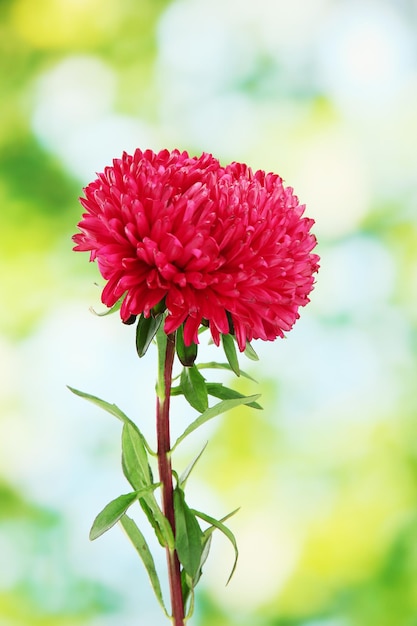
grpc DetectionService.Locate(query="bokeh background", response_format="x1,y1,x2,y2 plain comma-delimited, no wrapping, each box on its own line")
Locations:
1,0,417,624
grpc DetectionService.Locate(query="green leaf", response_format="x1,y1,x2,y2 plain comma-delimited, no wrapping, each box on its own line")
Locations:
192,508,239,584
69,386,155,454
195,533,212,584
176,324,198,367
138,498,165,547
173,394,261,449
139,495,175,550
120,423,174,548
68,387,157,460
174,487,204,579
221,334,240,376
181,532,212,615
120,514,169,616
180,365,208,413
68,386,132,424
136,313,163,357
181,570,195,619
122,422,153,489
196,362,258,383
244,341,259,361
90,490,142,540
179,442,208,488
206,383,262,410
89,296,124,317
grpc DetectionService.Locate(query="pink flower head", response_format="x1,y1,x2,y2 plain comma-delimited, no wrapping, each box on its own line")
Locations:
73,149,319,351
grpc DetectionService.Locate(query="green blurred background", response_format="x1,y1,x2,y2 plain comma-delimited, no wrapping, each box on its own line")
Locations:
1,0,417,624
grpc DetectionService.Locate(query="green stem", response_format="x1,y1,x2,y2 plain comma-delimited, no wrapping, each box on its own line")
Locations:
156,330,185,625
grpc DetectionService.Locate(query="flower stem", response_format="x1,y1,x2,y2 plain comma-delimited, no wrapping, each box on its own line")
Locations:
156,330,185,625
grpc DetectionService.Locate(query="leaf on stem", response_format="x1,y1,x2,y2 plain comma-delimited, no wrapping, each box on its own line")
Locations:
180,365,208,413
136,313,163,357
221,334,240,376
137,498,164,548
67,387,154,455
196,362,258,383
178,442,208,488
140,497,175,550
206,383,262,410
122,422,153,489
173,486,204,580
181,570,195,620
68,386,131,423
120,422,175,549
192,508,239,584
173,394,261,449
90,489,148,540
120,514,169,616
181,533,212,616
194,533,212,586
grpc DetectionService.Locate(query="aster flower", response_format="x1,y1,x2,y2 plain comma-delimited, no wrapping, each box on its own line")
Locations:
71,148,320,626
73,148,319,351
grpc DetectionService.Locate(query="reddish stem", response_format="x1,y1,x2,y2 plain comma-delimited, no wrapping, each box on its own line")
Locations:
156,333,185,625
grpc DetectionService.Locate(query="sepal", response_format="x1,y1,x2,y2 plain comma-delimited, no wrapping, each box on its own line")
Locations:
244,341,259,361
176,324,198,366
136,312,163,357
89,296,124,317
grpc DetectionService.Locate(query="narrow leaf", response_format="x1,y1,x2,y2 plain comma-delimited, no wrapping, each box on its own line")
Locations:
89,296,124,317
120,514,169,616
174,487,204,579
180,365,208,413
68,387,155,456
90,490,144,540
198,532,212,578
68,386,131,424
181,571,195,620
179,442,208,488
139,496,175,550
173,394,261,449
221,334,240,376
136,313,162,357
192,508,239,584
181,531,212,618
192,532,213,588
176,324,198,367
122,422,153,489
197,362,258,383
138,498,164,547
206,383,262,410
244,341,259,361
